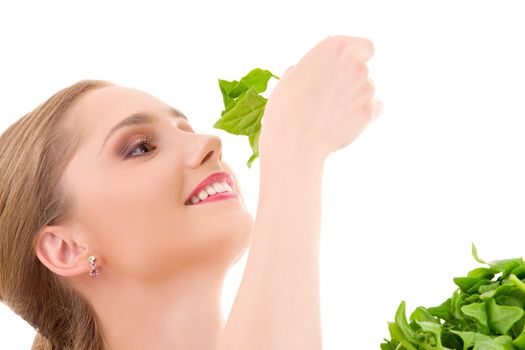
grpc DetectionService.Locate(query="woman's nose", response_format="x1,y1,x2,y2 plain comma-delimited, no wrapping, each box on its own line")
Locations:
185,134,223,168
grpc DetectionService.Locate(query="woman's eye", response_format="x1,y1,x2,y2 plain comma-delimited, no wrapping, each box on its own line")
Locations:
125,136,155,158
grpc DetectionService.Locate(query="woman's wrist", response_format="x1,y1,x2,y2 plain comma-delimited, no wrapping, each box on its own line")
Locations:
259,140,326,175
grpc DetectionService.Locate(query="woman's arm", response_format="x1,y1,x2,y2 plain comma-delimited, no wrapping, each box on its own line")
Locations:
216,149,325,350
216,35,379,350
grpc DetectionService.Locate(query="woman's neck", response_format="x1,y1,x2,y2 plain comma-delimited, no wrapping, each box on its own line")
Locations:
81,263,228,350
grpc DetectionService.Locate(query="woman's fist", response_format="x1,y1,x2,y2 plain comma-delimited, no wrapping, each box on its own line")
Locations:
258,35,383,162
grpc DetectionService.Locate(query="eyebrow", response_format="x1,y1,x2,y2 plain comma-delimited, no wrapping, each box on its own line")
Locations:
99,107,188,155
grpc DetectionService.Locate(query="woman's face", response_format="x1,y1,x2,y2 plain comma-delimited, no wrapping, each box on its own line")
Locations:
61,85,254,282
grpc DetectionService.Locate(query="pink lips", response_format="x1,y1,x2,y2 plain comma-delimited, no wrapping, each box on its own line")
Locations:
185,171,235,205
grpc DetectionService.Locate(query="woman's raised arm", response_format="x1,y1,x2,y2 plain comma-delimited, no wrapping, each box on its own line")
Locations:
216,35,382,350
217,150,326,350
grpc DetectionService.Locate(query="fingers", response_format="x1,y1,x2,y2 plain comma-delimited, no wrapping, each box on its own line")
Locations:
352,38,374,62
371,100,384,121
364,77,382,121
327,35,375,62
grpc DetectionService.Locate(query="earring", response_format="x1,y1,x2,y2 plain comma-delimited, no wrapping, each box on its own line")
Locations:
88,255,99,278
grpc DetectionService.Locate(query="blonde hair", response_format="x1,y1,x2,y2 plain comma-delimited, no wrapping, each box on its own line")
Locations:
0,80,114,349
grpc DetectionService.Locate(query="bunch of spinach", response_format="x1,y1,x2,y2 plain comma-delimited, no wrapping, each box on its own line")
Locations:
213,68,279,168
381,244,525,350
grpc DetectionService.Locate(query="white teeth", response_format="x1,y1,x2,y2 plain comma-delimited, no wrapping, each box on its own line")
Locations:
187,181,234,205
212,182,226,193
222,182,233,192
205,185,217,196
197,190,209,200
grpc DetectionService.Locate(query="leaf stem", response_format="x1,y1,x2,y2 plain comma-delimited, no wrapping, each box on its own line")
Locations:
509,274,525,295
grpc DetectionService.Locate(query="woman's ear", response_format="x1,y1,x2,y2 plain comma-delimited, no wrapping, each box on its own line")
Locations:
34,225,90,277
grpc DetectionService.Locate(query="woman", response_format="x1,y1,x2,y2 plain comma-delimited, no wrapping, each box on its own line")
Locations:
0,35,382,349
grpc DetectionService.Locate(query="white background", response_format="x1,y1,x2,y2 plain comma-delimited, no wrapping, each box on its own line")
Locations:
1,0,524,349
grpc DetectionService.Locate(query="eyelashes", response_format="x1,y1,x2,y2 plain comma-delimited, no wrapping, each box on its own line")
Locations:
124,135,155,158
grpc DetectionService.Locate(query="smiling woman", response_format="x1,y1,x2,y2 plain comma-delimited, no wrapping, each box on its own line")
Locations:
0,79,254,349
0,35,380,350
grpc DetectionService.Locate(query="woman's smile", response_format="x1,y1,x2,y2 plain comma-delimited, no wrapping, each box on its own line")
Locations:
188,191,239,206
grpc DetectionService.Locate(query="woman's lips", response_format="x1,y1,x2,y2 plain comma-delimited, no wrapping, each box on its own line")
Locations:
185,171,235,204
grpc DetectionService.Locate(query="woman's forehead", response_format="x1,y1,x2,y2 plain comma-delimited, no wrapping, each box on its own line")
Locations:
73,86,163,124
70,85,172,141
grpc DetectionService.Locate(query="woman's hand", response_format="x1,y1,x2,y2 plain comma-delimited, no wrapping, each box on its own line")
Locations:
258,35,383,163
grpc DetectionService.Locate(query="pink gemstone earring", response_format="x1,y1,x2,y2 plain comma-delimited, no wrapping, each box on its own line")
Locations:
88,255,99,278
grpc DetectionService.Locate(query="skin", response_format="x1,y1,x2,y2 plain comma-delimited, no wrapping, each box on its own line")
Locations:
34,85,254,350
